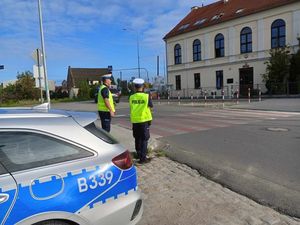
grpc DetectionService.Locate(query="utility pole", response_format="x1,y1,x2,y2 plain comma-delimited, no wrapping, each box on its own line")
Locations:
157,55,159,76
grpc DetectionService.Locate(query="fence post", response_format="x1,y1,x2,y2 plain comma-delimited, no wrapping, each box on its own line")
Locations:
248,88,251,103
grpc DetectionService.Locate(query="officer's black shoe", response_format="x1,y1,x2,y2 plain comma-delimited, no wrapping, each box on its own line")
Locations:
139,158,152,164
132,152,140,159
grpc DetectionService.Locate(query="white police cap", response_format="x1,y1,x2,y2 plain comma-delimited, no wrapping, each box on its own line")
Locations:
102,74,112,80
133,78,145,86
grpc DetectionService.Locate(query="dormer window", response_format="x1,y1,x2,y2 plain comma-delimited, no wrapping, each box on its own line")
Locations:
236,8,245,14
178,24,190,31
211,13,224,21
194,18,207,26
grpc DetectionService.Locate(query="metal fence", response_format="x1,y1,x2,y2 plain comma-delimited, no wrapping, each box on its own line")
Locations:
155,82,300,100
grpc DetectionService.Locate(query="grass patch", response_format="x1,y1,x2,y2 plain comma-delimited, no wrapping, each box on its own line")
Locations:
0,100,40,107
0,98,93,107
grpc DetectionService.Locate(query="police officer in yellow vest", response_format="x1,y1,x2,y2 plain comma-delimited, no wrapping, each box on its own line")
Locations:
129,78,153,164
98,74,115,133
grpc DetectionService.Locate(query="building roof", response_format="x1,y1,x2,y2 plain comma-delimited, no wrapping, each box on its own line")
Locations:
164,0,298,40
67,67,111,88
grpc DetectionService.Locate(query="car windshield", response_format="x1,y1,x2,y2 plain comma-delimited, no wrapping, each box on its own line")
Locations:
84,122,118,144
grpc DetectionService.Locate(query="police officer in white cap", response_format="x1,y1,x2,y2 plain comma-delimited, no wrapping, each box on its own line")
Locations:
129,78,153,163
97,74,115,132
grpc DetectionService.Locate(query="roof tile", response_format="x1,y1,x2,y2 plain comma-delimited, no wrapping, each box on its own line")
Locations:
164,0,299,40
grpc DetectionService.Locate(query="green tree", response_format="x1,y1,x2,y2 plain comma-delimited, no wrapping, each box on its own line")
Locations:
290,42,300,94
2,83,17,102
263,47,290,94
16,71,39,99
77,80,90,99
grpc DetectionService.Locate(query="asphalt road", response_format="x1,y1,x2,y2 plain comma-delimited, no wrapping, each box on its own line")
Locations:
156,101,300,218
53,98,300,218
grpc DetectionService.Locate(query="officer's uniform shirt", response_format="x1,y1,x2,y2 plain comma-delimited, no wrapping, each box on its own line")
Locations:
101,85,109,100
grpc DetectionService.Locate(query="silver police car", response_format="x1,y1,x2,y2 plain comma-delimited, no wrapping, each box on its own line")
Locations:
0,104,143,225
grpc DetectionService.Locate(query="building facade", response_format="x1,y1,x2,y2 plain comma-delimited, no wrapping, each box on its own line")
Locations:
67,66,112,97
164,0,300,97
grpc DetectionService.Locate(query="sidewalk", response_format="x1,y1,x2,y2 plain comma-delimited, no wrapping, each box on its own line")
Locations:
111,124,300,225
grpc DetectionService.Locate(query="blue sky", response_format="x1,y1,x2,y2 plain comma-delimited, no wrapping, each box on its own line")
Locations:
0,0,216,84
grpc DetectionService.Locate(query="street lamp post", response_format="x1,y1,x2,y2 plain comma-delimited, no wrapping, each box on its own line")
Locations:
123,29,141,78
37,0,50,107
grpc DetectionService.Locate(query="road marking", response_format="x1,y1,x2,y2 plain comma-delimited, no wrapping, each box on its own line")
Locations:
114,114,127,118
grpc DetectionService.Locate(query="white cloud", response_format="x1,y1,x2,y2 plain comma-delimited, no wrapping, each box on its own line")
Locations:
0,0,218,80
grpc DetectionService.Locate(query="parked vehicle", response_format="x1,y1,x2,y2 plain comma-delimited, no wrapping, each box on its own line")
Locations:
110,88,121,103
95,86,121,104
0,103,143,225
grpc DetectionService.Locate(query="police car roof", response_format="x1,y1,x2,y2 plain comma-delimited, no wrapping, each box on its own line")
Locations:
0,104,97,127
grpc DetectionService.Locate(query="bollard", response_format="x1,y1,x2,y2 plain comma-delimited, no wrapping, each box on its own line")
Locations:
204,90,207,105
236,89,239,104
248,88,251,103
178,92,180,105
221,89,225,103
259,88,262,102
157,92,161,104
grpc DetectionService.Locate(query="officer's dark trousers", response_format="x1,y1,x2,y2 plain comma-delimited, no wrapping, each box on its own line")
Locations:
132,122,150,162
98,111,111,133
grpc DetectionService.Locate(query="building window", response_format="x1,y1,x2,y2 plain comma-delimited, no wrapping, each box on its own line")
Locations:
227,78,234,84
215,34,225,58
271,19,286,49
174,44,182,64
240,27,252,53
194,73,201,89
216,71,223,90
175,75,181,90
193,39,201,61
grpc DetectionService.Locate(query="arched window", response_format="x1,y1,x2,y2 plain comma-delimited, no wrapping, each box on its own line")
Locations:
271,19,286,48
193,39,201,61
215,34,224,58
174,44,182,64
240,27,252,54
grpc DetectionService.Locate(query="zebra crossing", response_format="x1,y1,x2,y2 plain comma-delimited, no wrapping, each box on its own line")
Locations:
112,109,300,138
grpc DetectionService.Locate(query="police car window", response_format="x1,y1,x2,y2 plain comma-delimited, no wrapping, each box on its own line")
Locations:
0,163,7,175
84,122,118,144
0,132,93,172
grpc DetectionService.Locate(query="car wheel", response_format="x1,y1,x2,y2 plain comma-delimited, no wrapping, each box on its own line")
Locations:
35,220,72,225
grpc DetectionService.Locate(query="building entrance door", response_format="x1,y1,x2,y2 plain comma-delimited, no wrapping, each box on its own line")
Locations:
239,67,253,96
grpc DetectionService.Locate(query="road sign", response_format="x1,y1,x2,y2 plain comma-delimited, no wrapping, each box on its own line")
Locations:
0,65,4,70
31,49,42,66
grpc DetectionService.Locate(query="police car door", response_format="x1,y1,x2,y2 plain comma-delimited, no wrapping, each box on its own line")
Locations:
0,162,17,225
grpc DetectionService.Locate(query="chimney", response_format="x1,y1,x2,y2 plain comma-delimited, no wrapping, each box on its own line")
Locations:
191,6,199,11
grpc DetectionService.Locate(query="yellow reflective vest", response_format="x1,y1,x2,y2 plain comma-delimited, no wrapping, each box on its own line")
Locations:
129,92,152,123
97,85,115,112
